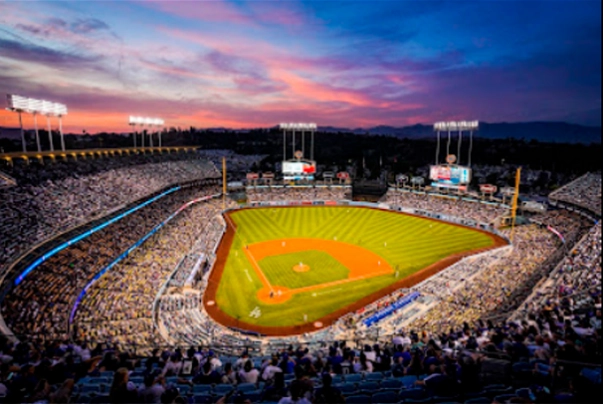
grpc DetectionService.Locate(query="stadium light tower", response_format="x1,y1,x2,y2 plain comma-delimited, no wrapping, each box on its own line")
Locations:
433,120,479,165
129,116,164,147
6,94,67,152
279,122,317,161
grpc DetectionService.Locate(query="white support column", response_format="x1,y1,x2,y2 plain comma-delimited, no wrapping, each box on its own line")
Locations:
46,115,54,152
59,116,65,151
34,113,41,152
18,111,26,152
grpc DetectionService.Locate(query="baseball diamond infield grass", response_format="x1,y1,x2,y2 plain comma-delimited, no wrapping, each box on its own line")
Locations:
208,206,501,330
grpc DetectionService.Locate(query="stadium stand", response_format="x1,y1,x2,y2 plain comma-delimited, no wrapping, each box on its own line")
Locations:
549,172,602,216
0,153,219,271
246,185,348,202
381,189,508,225
0,170,600,403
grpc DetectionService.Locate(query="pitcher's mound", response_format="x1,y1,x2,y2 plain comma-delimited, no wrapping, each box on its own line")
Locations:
293,263,310,272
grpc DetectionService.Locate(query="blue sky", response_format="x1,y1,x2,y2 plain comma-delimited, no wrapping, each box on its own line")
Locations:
0,0,600,132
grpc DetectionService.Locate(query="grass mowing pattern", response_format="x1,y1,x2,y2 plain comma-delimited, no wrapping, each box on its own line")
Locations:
259,250,350,289
215,206,495,327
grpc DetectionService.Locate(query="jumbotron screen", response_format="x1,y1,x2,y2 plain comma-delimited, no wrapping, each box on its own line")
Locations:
282,160,316,180
429,165,472,186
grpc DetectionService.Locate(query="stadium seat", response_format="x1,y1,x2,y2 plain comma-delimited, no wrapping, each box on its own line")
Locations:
399,375,418,389
365,372,384,381
346,394,372,404
85,377,108,384
486,388,514,400
345,374,363,383
399,388,426,400
79,384,101,394
90,395,110,404
237,382,257,392
358,381,380,393
214,384,234,395
515,388,532,400
243,392,262,402
192,394,213,404
192,385,212,394
464,398,491,404
372,391,399,403
130,376,144,384
380,378,402,389
493,394,517,403
339,382,359,395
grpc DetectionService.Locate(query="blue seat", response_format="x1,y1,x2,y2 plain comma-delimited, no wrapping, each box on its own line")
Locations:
86,377,108,384
464,398,490,404
100,371,114,379
192,395,213,404
345,374,363,383
237,382,257,392
381,379,402,389
79,384,101,394
399,388,425,400
177,385,191,395
90,395,110,404
192,385,212,394
346,394,372,404
515,388,532,400
166,376,178,384
493,394,516,403
214,384,234,395
358,381,380,393
372,391,399,403
399,375,418,389
339,383,358,395
365,372,384,381
487,387,514,400
129,376,144,384
243,392,262,402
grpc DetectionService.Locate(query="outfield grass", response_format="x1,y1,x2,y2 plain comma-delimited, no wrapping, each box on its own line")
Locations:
215,206,495,327
259,250,349,289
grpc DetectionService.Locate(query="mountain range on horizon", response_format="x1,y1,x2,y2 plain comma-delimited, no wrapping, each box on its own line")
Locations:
0,121,601,144
315,121,601,144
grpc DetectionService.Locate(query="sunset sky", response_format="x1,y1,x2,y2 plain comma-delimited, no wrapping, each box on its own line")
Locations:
0,0,600,133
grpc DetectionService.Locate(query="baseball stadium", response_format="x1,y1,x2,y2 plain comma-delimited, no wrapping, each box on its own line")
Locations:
0,120,601,403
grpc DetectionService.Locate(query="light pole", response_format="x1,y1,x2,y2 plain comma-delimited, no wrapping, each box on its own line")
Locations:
6,94,67,153
33,112,41,152
46,114,54,152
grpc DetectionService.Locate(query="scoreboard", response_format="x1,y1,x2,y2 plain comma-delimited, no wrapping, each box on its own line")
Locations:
282,160,316,181
429,165,472,190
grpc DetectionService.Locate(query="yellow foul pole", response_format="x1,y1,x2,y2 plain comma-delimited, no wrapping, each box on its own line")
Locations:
222,157,226,210
510,167,521,242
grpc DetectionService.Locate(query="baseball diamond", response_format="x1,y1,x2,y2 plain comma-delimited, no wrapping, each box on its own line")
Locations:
204,206,507,335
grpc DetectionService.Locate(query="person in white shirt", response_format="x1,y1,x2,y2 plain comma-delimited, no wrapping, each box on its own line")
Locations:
161,354,182,377
262,359,283,381
238,360,260,384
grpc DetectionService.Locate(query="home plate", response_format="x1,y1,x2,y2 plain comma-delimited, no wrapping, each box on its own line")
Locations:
207,300,215,306
314,321,323,328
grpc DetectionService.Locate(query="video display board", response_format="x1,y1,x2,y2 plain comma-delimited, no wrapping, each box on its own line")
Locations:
429,165,472,185
282,160,316,180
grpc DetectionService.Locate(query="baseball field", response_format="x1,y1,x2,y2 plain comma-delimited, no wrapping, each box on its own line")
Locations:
204,206,505,335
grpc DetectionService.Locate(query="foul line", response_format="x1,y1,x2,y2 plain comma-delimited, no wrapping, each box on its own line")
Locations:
243,247,274,291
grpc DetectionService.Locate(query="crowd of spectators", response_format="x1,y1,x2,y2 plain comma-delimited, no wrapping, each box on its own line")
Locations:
0,153,219,270
549,172,602,216
1,186,220,342
515,222,601,321
404,225,558,335
382,190,508,225
197,149,267,180
247,186,348,203
73,199,235,348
